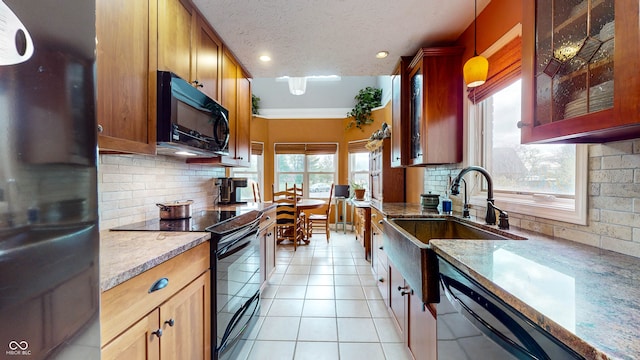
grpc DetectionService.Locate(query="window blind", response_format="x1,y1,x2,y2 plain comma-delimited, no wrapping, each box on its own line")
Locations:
347,139,369,153
468,36,522,104
274,143,337,155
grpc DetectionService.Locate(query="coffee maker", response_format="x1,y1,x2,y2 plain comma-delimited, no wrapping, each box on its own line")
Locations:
217,177,248,204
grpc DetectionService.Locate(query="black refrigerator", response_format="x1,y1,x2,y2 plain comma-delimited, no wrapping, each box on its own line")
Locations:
0,1,100,359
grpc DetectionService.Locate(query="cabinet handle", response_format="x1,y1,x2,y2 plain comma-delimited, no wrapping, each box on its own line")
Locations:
378,277,384,283
165,319,175,327
395,157,400,160
516,121,530,128
379,245,383,250
401,289,413,296
148,277,169,293
266,216,271,220
97,124,103,133
397,285,408,291
192,80,204,88
152,329,163,338
378,220,383,225
267,232,272,236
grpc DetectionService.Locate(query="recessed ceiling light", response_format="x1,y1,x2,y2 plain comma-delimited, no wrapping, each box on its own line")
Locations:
376,51,389,59
259,55,271,62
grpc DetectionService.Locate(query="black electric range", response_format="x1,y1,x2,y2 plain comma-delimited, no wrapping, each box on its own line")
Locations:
110,210,238,232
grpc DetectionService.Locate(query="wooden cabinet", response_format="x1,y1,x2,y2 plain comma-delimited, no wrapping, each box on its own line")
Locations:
96,0,157,155
353,205,371,261
406,47,464,165
194,17,222,101
522,0,640,143
388,258,437,360
101,243,211,360
369,138,405,204
218,50,251,167
158,0,195,83
259,207,277,285
371,208,389,305
390,57,411,168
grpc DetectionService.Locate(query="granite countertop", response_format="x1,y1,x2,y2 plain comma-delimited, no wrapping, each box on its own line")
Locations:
101,202,276,292
100,230,210,292
375,202,640,360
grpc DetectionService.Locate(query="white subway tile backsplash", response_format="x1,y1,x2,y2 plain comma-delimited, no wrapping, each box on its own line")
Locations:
98,154,224,230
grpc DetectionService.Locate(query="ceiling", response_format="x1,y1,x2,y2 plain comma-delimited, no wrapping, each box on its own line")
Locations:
192,0,489,78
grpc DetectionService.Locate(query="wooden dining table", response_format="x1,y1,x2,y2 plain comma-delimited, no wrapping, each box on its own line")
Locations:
296,199,326,242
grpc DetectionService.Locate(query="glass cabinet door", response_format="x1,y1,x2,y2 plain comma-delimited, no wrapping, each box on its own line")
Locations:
534,0,614,126
409,68,423,163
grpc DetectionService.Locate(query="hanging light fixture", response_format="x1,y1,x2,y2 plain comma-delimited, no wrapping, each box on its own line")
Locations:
288,77,307,95
463,0,488,88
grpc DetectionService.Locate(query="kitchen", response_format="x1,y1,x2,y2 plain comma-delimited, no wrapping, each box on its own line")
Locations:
1,0,639,359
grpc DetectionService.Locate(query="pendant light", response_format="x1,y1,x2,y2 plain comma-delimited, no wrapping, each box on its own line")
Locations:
463,0,488,87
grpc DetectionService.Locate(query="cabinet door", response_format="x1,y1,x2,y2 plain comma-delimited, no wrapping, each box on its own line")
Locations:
195,17,221,101
408,64,424,165
235,73,252,167
96,0,157,155
389,262,406,337
102,309,160,360
221,50,239,164
391,57,410,168
158,0,194,82
408,295,437,360
522,0,640,143
160,271,211,360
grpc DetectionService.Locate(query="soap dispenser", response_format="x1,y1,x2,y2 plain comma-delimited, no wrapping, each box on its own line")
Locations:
442,191,452,215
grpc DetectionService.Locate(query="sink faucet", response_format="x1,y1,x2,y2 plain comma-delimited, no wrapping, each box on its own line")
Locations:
450,166,496,225
460,178,470,218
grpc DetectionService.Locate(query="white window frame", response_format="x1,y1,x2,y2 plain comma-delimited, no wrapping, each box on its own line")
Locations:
273,143,338,199
348,151,370,189
466,84,588,225
463,27,587,225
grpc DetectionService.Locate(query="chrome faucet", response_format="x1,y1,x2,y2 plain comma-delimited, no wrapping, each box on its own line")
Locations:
450,166,496,225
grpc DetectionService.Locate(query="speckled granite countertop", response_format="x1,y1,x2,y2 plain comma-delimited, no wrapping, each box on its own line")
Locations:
375,202,640,360
101,202,276,292
100,230,210,292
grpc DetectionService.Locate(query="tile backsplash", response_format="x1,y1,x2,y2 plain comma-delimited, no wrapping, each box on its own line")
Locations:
97,154,225,230
423,139,640,258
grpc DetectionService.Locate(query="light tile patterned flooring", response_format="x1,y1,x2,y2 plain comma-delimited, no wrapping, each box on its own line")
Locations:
232,230,413,360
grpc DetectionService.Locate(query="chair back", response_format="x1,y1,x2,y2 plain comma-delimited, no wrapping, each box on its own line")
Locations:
273,186,298,225
286,182,304,199
252,182,262,202
326,183,334,216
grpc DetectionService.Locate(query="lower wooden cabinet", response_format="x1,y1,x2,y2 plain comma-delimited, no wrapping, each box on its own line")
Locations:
353,205,371,260
387,254,437,360
260,207,277,285
371,209,389,305
101,243,211,360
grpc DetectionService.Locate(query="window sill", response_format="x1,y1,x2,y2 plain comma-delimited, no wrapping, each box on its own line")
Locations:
468,192,587,225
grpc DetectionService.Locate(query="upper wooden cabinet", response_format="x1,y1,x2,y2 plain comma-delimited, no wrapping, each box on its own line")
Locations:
158,0,221,101
158,0,195,84
522,0,640,143
406,47,464,165
390,57,411,168
96,0,157,155
369,138,405,204
195,17,222,101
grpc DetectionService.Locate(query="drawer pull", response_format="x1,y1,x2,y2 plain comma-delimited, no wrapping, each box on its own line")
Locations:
379,246,383,250
378,277,384,283
148,277,169,293
152,329,163,338
165,318,175,327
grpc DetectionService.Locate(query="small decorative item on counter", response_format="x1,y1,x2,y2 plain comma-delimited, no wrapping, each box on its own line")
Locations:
420,192,440,210
442,192,452,215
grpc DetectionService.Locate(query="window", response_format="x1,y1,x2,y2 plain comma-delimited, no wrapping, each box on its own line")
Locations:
463,29,586,224
472,79,587,224
274,143,337,198
231,142,264,202
348,140,370,193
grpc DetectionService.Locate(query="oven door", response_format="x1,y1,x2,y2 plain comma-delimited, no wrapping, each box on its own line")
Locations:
213,218,261,359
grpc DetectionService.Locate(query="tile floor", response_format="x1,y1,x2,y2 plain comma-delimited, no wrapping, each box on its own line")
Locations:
232,230,413,360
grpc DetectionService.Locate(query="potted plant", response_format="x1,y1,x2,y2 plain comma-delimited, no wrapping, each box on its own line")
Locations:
252,94,260,115
350,181,366,200
346,86,382,129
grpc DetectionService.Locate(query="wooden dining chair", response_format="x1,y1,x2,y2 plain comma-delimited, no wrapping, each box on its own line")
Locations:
272,185,305,250
285,182,304,199
308,183,334,242
252,182,262,202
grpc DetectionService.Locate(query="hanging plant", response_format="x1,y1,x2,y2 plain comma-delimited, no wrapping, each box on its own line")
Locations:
346,86,382,130
252,94,261,115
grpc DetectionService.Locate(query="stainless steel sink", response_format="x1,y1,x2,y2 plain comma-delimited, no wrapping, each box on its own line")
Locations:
382,217,525,303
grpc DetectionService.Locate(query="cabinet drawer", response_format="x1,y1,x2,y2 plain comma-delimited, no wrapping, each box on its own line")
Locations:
259,207,277,233
101,242,210,345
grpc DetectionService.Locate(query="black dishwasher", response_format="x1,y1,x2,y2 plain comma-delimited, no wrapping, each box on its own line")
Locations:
436,256,584,360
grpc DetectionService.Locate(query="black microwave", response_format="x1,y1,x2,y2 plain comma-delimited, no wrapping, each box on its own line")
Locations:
156,71,230,157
